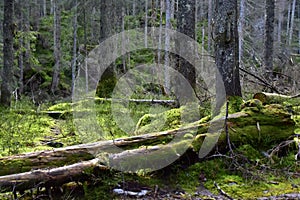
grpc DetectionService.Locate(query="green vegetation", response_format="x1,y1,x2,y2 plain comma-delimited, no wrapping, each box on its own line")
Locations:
1,97,299,199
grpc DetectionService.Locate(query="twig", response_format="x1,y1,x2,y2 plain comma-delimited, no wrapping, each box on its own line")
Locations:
291,94,300,98
267,140,295,159
214,181,234,200
239,67,280,93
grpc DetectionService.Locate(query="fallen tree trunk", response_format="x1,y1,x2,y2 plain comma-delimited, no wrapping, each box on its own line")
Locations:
0,125,201,176
253,92,300,104
0,104,295,175
0,104,295,193
0,158,108,193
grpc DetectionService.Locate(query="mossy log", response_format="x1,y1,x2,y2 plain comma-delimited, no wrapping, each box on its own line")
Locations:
0,104,295,193
0,129,184,176
46,98,177,119
0,158,108,193
253,92,300,104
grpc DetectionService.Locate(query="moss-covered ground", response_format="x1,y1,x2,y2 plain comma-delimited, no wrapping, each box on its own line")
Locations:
0,98,299,199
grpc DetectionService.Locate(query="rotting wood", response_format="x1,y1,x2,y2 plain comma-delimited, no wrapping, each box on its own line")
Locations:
0,104,295,177
0,104,296,193
253,92,300,104
0,158,108,193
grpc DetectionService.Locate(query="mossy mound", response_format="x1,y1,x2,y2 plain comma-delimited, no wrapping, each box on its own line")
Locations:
134,105,208,134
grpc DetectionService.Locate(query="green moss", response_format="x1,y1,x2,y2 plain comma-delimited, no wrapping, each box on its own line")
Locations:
135,105,206,134
48,102,72,111
241,99,263,110
236,144,263,162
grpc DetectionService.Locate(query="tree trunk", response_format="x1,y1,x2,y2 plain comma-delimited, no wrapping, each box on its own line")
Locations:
71,0,78,96
50,0,53,14
16,0,24,95
0,159,108,193
164,0,171,93
207,0,213,53
176,0,196,88
253,92,300,104
277,0,285,44
214,0,242,100
51,0,61,93
238,0,246,65
43,0,47,16
288,0,296,46
0,0,14,107
144,0,148,48
264,0,275,75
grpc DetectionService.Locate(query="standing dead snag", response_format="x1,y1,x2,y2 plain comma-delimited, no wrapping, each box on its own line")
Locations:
214,0,242,99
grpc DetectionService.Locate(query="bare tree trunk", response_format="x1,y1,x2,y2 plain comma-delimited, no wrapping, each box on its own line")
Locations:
121,6,126,72
71,0,78,97
132,1,136,16
214,0,242,99
286,2,291,44
90,7,96,43
264,0,275,75
171,0,175,18
0,0,14,107
145,0,148,48
176,0,196,88
238,0,246,65
164,0,171,93
207,0,213,53
51,0,61,93
288,0,296,46
50,0,53,14
43,0,46,16
157,0,163,65
277,0,285,44
39,0,46,16
298,2,300,54
24,0,30,80
16,0,24,95
83,5,89,93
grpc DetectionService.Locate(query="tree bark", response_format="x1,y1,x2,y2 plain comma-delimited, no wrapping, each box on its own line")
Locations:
51,0,61,93
1,0,14,107
0,158,108,193
144,0,148,48
288,0,296,46
207,0,213,53
71,0,78,97
214,0,242,102
176,0,196,88
238,0,246,65
253,92,300,104
16,0,24,95
264,0,275,74
164,0,171,93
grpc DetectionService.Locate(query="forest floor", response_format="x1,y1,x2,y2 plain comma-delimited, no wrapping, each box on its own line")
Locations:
0,98,299,199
